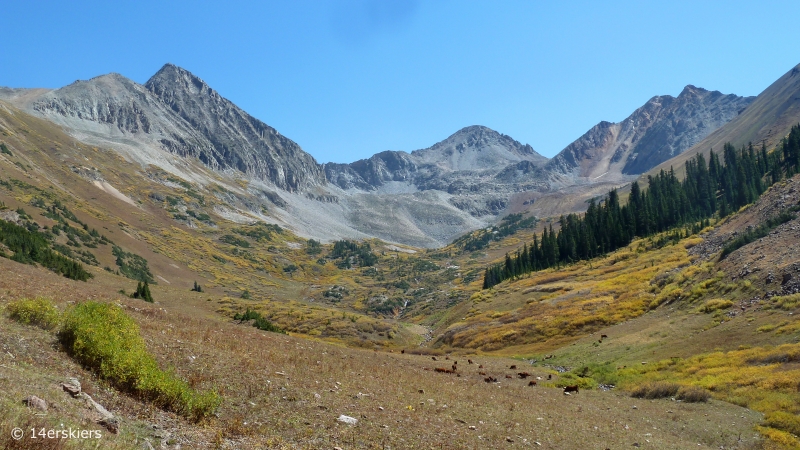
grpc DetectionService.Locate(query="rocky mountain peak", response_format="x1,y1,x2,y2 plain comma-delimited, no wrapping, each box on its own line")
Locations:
546,86,755,179
412,125,546,171
145,63,215,99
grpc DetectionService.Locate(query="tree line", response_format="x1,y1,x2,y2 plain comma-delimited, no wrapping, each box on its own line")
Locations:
484,128,800,289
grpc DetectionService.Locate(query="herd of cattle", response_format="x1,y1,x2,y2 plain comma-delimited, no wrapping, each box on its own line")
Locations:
414,353,579,394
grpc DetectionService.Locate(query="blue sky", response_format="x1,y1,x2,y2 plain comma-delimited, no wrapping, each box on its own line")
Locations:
2,1,799,164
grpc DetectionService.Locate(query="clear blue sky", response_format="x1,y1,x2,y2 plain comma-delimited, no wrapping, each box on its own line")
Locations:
2,0,799,164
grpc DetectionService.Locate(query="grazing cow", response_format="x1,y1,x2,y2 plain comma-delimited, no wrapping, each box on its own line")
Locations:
509,365,517,370
528,380,537,386
601,334,608,339
452,364,457,372
563,385,579,394
432,356,437,361
547,374,552,380
468,359,473,365
484,376,497,383
479,371,486,375
478,364,484,369
401,349,405,354
505,375,513,379
517,372,531,379
445,356,450,360
435,367,455,374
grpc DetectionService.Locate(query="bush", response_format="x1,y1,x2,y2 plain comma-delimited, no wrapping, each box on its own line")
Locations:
676,385,711,403
699,298,734,313
233,308,286,334
6,297,60,329
630,381,680,399
765,411,800,436
59,302,219,421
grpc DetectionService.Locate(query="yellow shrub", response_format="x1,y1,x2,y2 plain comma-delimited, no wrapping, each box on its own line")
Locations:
5,297,60,330
699,298,733,313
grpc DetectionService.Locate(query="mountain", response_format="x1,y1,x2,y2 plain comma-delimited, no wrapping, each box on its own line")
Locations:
0,64,325,192
646,62,800,178
546,85,754,180
324,125,548,192
0,64,759,248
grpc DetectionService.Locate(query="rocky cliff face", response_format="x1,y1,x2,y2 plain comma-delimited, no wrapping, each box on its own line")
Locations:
4,64,325,192
145,64,324,191
546,86,755,180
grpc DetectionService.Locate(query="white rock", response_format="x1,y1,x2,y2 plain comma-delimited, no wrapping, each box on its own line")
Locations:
337,415,358,426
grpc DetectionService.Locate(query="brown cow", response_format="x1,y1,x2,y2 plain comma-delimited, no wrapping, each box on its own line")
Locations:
435,367,455,374
432,356,437,361
478,364,484,369
547,374,552,380
563,385,579,394
528,380,537,386
509,365,517,370
468,359,474,365
601,334,608,339
505,375,513,379
479,371,486,375
452,364,457,372
401,349,405,354
484,376,497,383
517,372,531,379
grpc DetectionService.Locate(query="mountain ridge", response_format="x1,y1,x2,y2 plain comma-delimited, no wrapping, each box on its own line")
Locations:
545,84,755,180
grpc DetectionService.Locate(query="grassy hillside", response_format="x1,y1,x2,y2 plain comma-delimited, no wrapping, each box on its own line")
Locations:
3,96,800,447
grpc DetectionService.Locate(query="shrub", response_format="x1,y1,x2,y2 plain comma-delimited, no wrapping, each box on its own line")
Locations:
770,293,800,310
59,302,219,421
676,385,711,403
699,298,733,313
630,381,680,399
765,411,800,436
234,308,286,334
6,297,60,329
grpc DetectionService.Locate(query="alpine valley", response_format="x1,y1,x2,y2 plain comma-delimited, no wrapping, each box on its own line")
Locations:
2,62,800,449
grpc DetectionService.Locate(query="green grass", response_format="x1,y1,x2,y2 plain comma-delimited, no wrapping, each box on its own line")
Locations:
58,302,219,421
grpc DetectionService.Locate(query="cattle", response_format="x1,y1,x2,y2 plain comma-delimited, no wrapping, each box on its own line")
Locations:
432,356,437,361
401,349,405,354
445,356,450,360
547,374,552,380
484,376,497,383
528,380,537,386
509,365,517,370
517,372,531,379
479,371,486,375
435,367,455,374
452,364,457,372
468,359,473,365
505,375,513,379
478,364,484,369
563,385,579,394
600,334,608,339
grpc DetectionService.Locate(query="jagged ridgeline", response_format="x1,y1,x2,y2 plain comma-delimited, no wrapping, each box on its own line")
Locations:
484,127,800,289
